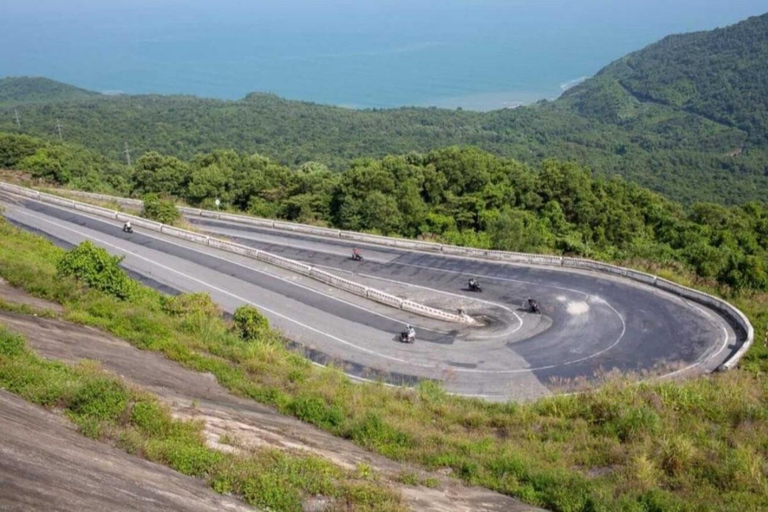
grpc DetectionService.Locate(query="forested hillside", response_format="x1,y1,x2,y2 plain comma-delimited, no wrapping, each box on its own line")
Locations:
575,12,768,144
1,13,767,205
0,76,97,106
3,132,767,292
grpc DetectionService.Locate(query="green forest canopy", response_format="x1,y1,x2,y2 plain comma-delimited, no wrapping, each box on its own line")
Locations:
1,13,768,205
3,132,767,293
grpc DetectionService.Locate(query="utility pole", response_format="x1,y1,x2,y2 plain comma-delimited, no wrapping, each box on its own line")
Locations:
123,141,132,167
14,109,21,129
55,118,63,141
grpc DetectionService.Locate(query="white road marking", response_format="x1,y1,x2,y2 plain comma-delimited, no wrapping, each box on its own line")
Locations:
6,202,735,384
192,211,739,381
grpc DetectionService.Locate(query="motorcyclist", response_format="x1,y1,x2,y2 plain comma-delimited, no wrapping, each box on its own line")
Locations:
468,278,478,290
402,324,416,342
352,247,362,260
123,221,132,233
527,298,540,313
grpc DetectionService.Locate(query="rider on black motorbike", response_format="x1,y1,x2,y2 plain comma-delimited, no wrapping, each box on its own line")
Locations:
352,247,363,261
122,221,133,233
468,278,481,291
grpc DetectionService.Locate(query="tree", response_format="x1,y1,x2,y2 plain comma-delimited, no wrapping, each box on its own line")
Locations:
488,208,552,253
132,151,189,196
141,193,181,225
186,163,232,206
18,149,69,183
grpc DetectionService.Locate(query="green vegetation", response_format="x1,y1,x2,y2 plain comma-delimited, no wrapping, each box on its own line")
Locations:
583,12,768,145
2,13,768,204
4,131,767,293
234,305,271,341
0,132,129,193
1,211,767,511
0,76,97,107
0,327,405,512
57,241,137,300
141,193,181,225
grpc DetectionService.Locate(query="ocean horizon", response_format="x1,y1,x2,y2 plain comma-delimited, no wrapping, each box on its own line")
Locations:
2,0,766,111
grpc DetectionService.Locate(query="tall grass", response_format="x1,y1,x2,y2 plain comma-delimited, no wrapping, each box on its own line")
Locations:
1,217,767,511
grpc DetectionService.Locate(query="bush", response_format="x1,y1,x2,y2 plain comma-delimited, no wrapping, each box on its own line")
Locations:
141,193,181,225
0,329,26,357
57,241,135,299
162,292,220,318
68,378,129,422
233,305,270,341
287,394,344,429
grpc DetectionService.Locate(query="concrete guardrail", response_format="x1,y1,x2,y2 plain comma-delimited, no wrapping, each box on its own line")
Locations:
1,182,466,324
14,185,754,367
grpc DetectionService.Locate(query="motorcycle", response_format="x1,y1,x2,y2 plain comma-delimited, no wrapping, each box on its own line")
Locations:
400,327,416,344
526,298,541,314
351,253,363,261
468,279,482,292
122,224,133,234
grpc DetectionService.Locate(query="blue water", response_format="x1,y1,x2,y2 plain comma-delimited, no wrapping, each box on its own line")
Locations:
1,0,766,110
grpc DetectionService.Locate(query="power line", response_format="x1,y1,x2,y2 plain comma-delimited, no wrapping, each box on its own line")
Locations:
55,118,63,141
123,141,132,167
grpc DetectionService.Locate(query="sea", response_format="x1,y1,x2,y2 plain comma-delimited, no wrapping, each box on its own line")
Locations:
1,0,765,110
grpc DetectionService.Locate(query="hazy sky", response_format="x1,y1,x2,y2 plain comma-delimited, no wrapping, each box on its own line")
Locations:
1,0,766,108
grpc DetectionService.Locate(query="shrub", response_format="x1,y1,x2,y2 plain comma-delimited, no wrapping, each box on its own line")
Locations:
141,193,181,225
57,241,135,299
68,378,129,422
0,329,26,357
233,305,270,341
287,394,344,429
162,292,220,318
349,412,414,455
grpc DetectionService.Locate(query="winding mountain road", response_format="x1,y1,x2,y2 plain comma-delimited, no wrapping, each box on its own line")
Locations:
0,194,741,400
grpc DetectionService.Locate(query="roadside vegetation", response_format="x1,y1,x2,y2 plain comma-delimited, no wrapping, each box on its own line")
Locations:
0,326,405,512
140,192,181,225
2,133,768,294
1,215,766,512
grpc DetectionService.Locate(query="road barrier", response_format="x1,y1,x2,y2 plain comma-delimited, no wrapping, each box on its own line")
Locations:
160,225,210,245
310,268,369,297
7,183,753,367
38,192,75,209
0,182,466,324
42,188,143,208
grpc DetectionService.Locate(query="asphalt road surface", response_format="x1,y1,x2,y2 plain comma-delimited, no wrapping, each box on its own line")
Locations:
0,195,742,400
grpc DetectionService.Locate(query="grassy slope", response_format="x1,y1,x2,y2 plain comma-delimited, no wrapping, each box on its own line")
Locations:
0,327,404,512
0,216,767,511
